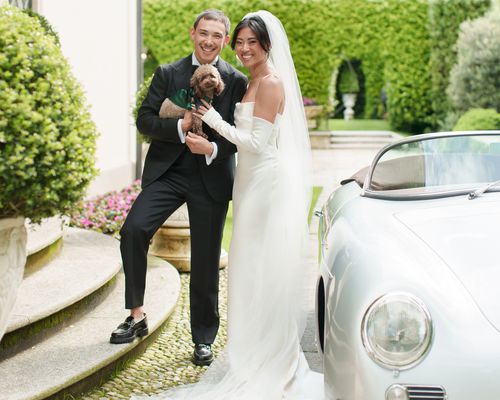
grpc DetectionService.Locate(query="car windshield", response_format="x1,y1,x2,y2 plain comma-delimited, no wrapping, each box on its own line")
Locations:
363,132,500,199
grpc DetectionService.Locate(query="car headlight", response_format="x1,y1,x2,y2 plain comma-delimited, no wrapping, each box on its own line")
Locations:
361,293,432,370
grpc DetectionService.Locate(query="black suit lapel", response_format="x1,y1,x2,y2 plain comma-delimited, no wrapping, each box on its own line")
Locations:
173,56,192,92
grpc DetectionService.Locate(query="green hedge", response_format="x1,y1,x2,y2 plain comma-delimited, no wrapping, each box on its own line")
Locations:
453,108,500,131
0,6,98,222
428,0,491,129
143,0,489,134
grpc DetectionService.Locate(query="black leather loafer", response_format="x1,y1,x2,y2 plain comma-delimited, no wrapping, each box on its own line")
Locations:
110,314,148,344
192,343,213,366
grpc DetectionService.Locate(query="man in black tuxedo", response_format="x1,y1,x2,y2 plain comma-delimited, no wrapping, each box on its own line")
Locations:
109,9,247,366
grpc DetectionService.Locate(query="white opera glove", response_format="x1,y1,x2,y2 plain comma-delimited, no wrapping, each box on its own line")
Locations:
201,107,274,153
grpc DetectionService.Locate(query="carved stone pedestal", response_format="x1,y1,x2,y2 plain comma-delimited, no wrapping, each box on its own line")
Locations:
150,204,228,272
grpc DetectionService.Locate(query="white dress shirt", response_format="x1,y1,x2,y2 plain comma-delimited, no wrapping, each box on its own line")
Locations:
177,54,219,165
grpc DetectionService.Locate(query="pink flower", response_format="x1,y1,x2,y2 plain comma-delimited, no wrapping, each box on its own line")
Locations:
80,218,91,226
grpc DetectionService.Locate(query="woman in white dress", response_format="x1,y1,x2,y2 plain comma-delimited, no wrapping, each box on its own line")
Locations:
138,10,322,400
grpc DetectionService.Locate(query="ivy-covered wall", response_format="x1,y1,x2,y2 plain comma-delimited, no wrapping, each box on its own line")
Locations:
143,0,490,134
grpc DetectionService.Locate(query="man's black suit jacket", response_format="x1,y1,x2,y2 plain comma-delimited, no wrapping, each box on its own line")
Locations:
136,55,247,202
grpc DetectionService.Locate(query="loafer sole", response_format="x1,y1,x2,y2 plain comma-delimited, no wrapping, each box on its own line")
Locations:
109,327,149,344
191,355,214,366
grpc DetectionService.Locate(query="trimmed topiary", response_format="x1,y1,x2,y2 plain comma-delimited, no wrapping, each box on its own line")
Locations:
447,10,500,114
0,5,98,223
22,8,61,47
453,108,500,131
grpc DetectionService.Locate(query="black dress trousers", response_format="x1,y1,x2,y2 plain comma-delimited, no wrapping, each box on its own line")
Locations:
120,149,228,344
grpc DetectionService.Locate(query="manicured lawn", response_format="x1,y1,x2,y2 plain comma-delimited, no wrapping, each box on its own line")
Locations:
317,118,392,131
222,186,323,251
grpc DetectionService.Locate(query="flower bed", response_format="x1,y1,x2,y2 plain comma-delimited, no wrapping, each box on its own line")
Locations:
69,181,141,237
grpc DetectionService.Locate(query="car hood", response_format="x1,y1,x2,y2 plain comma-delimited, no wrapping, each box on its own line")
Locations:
395,197,500,331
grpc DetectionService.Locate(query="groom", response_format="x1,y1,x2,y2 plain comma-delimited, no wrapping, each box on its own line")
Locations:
110,9,247,366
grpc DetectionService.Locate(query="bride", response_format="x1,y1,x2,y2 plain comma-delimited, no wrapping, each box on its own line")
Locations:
138,10,322,400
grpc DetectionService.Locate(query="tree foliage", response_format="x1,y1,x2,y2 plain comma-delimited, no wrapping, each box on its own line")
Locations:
447,10,500,114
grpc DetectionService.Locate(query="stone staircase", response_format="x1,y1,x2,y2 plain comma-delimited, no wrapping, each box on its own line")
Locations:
0,218,181,400
330,130,400,149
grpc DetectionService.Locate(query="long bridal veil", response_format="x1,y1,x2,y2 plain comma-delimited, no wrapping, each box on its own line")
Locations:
134,10,317,400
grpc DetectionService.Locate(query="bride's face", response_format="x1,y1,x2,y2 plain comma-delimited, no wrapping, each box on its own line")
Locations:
234,27,267,69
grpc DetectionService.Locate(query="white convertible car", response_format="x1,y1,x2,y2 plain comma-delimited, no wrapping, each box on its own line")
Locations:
315,131,500,400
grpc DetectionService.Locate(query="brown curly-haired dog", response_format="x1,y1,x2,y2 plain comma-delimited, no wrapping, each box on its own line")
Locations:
158,64,225,139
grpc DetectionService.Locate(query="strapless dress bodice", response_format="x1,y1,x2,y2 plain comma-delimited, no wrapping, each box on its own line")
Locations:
233,102,281,154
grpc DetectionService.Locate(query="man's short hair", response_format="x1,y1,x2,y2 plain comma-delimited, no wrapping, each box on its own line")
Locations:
194,9,230,35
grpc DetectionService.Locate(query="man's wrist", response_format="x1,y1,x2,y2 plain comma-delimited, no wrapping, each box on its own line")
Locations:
205,142,218,165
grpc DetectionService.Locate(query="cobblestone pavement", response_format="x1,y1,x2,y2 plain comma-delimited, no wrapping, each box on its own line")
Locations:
77,271,228,399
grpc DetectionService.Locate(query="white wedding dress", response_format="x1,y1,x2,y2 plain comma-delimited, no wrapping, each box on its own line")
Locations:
135,10,324,400
136,102,323,400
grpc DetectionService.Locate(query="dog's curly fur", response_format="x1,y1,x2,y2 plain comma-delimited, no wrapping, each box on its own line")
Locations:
158,64,225,139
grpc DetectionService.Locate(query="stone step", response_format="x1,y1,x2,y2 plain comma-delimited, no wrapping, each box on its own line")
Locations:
329,130,400,150
331,136,395,144
26,216,65,257
0,255,181,400
330,143,392,150
331,130,398,139
4,228,121,336
25,217,65,274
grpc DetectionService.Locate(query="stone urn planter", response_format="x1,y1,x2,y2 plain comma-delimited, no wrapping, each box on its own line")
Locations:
304,105,324,129
150,204,228,272
342,93,357,121
0,217,27,341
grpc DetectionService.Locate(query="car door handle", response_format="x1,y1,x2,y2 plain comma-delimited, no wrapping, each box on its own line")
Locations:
314,210,323,218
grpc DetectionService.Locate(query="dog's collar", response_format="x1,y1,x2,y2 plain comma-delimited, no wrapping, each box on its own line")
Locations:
169,88,213,110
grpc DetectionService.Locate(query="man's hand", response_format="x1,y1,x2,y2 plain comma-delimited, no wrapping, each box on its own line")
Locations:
181,109,193,133
186,132,214,156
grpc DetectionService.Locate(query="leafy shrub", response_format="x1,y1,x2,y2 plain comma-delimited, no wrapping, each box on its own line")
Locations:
22,8,61,47
69,181,141,237
338,64,359,94
0,6,98,222
447,10,500,114
133,73,154,143
428,0,491,128
453,108,500,131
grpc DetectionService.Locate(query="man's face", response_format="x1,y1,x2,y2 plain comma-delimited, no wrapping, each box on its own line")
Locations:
190,18,229,65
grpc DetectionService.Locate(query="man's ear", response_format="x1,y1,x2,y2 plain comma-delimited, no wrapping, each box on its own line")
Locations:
223,35,230,47
190,27,195,42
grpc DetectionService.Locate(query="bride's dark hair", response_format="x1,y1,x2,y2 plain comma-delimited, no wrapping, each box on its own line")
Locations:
230,15,271,52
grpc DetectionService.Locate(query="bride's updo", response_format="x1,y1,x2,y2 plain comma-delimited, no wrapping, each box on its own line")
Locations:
230,15,271,52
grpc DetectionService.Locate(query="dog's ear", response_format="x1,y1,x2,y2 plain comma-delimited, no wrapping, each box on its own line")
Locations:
215,76,225,96
190,72,202,99
189,73,198,89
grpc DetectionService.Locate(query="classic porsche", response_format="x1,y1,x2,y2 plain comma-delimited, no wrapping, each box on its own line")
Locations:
315,131,500,400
